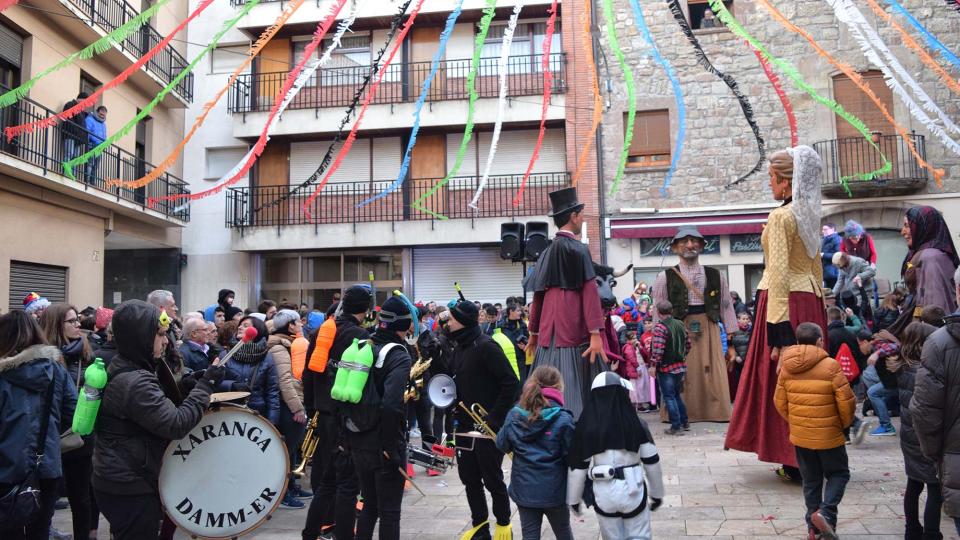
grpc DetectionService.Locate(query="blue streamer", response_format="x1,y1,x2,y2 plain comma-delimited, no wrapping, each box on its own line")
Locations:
885,0,960,70
627,0,686,194
357,0,464,207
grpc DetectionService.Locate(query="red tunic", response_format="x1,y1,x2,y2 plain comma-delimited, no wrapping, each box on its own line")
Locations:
528,276,604,347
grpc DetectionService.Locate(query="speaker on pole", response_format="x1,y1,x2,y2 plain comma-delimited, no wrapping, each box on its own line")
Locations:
500,222,525,261
524,221,549,261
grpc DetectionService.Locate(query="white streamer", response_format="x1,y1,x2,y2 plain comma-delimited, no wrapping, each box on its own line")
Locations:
827,0,960,156
468,2,525,209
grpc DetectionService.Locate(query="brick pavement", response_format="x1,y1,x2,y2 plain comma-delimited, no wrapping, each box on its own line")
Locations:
55,417,958,539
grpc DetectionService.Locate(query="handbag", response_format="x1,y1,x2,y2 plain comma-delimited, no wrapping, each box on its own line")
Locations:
835,342,861,383
0,378,55,526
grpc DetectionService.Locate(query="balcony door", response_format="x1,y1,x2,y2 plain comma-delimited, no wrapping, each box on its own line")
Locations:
0,21,22,158
833,71,897,180
254,141,289,225
410,27,444,102
410,133,446,218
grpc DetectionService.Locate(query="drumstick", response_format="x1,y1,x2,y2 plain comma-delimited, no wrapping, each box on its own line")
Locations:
385,452,426,497
215,326,258,367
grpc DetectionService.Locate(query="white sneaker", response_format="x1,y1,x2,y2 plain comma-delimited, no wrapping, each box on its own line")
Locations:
410,427,421,438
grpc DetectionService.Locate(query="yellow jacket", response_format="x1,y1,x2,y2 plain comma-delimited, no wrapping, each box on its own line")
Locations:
774,345,855,450
757,204,824,325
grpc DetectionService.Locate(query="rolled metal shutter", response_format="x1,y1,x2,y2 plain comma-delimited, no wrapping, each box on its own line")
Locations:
0,22,23,68
412,246,523,305
9,261,67,311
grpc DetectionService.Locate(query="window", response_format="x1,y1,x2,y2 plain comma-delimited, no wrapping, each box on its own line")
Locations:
211,44,250,74
205,147,247,181
626,110,671,168
688,0,732,30
0,21,23,87
80,72,101,99
480,21,561,73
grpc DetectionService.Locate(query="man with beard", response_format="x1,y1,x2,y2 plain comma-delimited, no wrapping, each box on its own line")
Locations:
651,226,739,423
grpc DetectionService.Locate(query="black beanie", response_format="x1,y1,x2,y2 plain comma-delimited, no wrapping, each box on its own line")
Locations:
450,300,479,327
379,296,412,333
342,285,372,314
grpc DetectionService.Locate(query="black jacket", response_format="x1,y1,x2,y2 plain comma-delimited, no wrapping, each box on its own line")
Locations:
92,300,212,496
60,100,87,141
303,315,369,415
343,330,411,453
93,340,119,366
897,364,938,483
447,325,520,432
827,320,867,381
873,307,900,332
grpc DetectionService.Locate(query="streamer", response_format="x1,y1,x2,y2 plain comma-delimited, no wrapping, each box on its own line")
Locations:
355,1,464,208
947,0,960,13
667,0,765,188
827,0,960,158
467,1,525,209
599,0,635,196
751,0,944,184
571,0,603,187
0,0,170,108
300,0,425,221
6,0,216,141
512,0,558,206
408,0,498,218
707,0,892,188
871,0,960,92
748,43,797,147
0,1,18,11
627,0,686,193
107,0,306,189
63,0,257,181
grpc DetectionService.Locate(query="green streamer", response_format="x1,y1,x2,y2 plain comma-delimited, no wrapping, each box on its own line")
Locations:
602,0,635,195
708,0,890,188
411,0,497,219
63,0,259,180
0,0,171,108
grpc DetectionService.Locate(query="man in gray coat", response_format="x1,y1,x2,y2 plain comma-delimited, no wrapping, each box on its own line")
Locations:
911,266,960,536
831,252,876,300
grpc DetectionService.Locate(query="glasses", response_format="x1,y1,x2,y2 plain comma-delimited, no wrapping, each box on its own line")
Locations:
64,318,80,326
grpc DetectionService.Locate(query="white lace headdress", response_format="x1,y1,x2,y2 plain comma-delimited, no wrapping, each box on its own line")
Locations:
785,145,823,259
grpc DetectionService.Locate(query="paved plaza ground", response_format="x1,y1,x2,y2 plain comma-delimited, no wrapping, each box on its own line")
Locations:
55,417,958,539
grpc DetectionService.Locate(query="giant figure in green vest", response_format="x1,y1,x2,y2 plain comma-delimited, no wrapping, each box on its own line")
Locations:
652,226,739,423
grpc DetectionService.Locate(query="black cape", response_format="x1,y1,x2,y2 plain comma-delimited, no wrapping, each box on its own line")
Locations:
568,381,653,467
527,233,596,292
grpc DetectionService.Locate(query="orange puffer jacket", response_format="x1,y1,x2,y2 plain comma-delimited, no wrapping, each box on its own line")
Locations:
774,344,856,450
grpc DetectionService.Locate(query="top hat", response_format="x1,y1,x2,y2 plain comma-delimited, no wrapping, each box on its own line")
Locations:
547,187,585,217
672,225,705,244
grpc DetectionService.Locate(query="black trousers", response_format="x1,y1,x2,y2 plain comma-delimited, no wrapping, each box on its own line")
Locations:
0,478,60,540
904,479,943,540
303,414,359,540
280,401,306,488
62,451,93,539
94,490,163,540
457,439,510,538
432,406,454,444
795,445,850,528
353,449,405,540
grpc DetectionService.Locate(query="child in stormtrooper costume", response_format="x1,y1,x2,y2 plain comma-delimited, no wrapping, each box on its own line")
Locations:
567,372,665,539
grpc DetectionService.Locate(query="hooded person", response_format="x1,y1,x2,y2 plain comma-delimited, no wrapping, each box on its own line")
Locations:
567,372,665,540
92,300,223,540
204,289,238,322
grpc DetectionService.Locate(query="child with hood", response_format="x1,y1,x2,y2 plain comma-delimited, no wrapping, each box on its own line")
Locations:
496,366,575,539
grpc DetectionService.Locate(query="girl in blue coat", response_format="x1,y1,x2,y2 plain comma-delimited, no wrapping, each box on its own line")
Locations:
218,317,281,424
496,366,575,540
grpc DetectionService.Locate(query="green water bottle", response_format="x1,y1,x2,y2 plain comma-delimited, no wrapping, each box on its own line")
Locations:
72,358,107,436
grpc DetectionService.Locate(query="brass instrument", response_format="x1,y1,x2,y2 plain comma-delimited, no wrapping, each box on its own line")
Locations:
403,357,432,402
457,402,511,459
293,411,320,478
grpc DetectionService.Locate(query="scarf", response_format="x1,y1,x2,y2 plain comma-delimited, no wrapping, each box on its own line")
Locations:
902,206,959,277
61,338,87,366
232,339,268,365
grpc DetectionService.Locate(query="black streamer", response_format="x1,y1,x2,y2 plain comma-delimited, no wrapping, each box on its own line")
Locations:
666,0,766,188
254,0,413,212
948,0,960,11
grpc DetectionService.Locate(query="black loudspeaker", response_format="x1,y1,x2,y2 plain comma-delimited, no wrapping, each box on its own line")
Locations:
500,223,525,261
524,221,549,261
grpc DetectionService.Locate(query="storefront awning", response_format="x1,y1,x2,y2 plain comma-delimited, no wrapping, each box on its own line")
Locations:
609,212,770,239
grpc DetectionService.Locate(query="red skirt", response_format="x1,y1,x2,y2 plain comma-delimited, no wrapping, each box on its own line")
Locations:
724,290,828,468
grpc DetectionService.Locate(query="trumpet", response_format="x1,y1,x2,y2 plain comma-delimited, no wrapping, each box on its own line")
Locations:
293,411,320,478
458,402,497,439
403,357,432,402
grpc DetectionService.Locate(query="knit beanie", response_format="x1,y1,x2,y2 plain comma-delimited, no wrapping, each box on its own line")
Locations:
22,292,51,315
450,300,479,328
379,296,412,333
272,309,300,333
342,285,373,314
844,220,865,238
95,307,115,330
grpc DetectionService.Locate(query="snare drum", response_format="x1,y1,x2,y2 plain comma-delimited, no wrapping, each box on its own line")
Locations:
159,404,288,539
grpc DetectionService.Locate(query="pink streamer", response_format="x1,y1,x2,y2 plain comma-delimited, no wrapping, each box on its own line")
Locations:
748,41,798,147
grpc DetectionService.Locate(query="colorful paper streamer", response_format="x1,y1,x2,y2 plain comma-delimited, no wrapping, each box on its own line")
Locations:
627,0,686,193
0,1,18,11
570,0,603,187
748,42,797,147
707,0,892,188
356,0,464,209
667,0,765,188
407,0,498,218
468,1,525,209
512,0,558,206
600,0,635,196
947,0,960,12
6,0,215,141
108,0,306,190
63,0,257,181
751,0,944,185
870,0,960,94
885,0,960,70
0,0,170,108
300,0,424,221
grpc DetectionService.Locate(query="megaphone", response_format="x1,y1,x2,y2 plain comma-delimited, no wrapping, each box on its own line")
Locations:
427,374,457,408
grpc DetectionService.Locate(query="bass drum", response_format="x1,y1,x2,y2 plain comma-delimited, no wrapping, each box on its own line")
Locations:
159,403,289,539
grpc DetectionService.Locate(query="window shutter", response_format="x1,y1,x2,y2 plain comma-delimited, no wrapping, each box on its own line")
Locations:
627,110,671,156
205,147,248,180
290,140,371,187
413,246,523,305
0,23,23,68
833,71,894,137
9,261,67,311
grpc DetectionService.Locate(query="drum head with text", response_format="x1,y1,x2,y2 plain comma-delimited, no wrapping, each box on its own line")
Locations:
159,406,288,539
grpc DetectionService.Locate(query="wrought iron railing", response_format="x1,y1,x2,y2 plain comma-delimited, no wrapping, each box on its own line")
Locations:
61,0,193,102
225,172,568,228
0,87,191,221
228,53,566,113
813,133,928,197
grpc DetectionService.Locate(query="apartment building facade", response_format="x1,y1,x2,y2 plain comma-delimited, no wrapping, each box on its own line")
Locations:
182,0,602,309
0,0,192,311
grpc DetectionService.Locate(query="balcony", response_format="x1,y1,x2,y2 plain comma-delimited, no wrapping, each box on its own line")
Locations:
0,89,190,223
228,53,566,114
814,134,929,198
225,171,568,229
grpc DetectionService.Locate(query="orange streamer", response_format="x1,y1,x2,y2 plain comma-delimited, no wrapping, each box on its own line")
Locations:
571,0,602,187
107,0,305,189
755,0,945,186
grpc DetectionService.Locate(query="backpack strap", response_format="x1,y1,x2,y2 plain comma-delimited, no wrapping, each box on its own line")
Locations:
376,343,402,369
33,376,56,468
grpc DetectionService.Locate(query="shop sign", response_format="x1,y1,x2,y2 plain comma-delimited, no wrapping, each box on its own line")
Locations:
730,233,763,253
639,236,721,257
